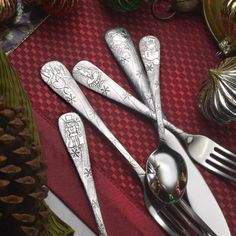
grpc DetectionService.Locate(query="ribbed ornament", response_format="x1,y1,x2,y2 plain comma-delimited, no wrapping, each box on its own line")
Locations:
199,57,236,123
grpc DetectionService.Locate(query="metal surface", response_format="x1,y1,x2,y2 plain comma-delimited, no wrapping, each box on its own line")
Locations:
105,27,153,108
58,112,108,236
139,35,187,204
203,0,236,54
73,60,236,182
72,61,217,236
199,56,236,123
40,60,177,236
104,27,232,235
41,61,217,235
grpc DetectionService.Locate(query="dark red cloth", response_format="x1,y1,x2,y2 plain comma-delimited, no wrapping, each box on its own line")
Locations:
8,1,236,235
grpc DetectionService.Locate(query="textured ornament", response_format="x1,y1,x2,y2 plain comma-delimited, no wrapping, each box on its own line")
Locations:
0,0,17,22
203,0,236,54
102,0,144,12
42,0,80,16
198,57,236,123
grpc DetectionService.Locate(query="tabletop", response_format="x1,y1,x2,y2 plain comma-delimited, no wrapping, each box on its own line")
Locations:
7,0,236,235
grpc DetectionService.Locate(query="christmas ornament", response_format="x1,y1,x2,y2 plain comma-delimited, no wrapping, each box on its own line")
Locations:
203,0,236,54
152,0,200,20
0,0,17,22
102,0,144,12
198,57,236,123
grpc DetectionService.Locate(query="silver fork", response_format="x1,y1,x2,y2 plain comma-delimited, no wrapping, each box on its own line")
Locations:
104,27,236,182
41,61,216,236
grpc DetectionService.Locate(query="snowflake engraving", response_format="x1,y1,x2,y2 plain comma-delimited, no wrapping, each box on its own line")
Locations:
84,168,92,178
101,85,110,96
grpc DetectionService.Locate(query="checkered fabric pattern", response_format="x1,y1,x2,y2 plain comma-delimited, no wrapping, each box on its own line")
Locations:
8,0,236,235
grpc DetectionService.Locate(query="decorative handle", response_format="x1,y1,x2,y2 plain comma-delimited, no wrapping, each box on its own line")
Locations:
105,27,155,110
139,36,166,142
58,112,107,236
72,60,154,120
105,28,186,138
40,61,145,178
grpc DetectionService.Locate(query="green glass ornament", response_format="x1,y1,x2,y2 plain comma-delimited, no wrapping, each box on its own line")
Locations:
102,0,144,12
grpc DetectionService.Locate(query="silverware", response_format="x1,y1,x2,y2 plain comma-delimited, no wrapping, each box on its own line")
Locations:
58,112,108,236
139,35,188,204
71,61,218,236
104,27,232,236
41,61,215,235
40,60,177,236
73,59,236,183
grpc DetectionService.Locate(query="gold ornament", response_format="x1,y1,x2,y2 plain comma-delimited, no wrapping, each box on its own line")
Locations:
198,56,236,123
0,0,17,22
203,0,236,54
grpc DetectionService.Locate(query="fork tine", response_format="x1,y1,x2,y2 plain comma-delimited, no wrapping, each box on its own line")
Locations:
215,145,236,159
204,162,236,182
212,148,236,166
209,156,236,173
169,204,204,236
177,199,217,236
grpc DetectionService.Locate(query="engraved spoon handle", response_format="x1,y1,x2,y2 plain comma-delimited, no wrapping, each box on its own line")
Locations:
58,112,107,236
105,27,185,137
105,27,154,110
40,61,145,178
73,60,155,120
139,36,166,142
73,60,185,137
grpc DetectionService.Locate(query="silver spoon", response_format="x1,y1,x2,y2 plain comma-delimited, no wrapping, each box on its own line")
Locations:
139,36,187,204
58,112,108,236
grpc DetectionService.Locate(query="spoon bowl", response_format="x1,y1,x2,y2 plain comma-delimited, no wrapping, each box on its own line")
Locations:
146,144,187,204
139,35,188,204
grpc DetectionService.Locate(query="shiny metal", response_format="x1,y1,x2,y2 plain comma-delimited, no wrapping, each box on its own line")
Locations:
199,56,236,123
139,35,187,204
58,112,108,236
203,0,236,54
72,61,217,236
105,27,236,183
40,60,178,236
105,27,153,108
104,26,231,235
41,61,218,236
73,60,236,183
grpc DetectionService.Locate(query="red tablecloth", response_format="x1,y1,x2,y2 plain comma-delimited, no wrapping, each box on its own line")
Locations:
8,1,236,235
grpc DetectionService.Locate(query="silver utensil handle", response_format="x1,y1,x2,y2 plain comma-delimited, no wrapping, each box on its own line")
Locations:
73,60,155,120
72,60,185,138
40,61,145,178
105,27,154,110
139,36,166,142
58,112,107,236
105,28,186,138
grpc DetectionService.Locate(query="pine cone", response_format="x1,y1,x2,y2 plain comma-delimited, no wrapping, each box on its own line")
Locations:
0,96,49,236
